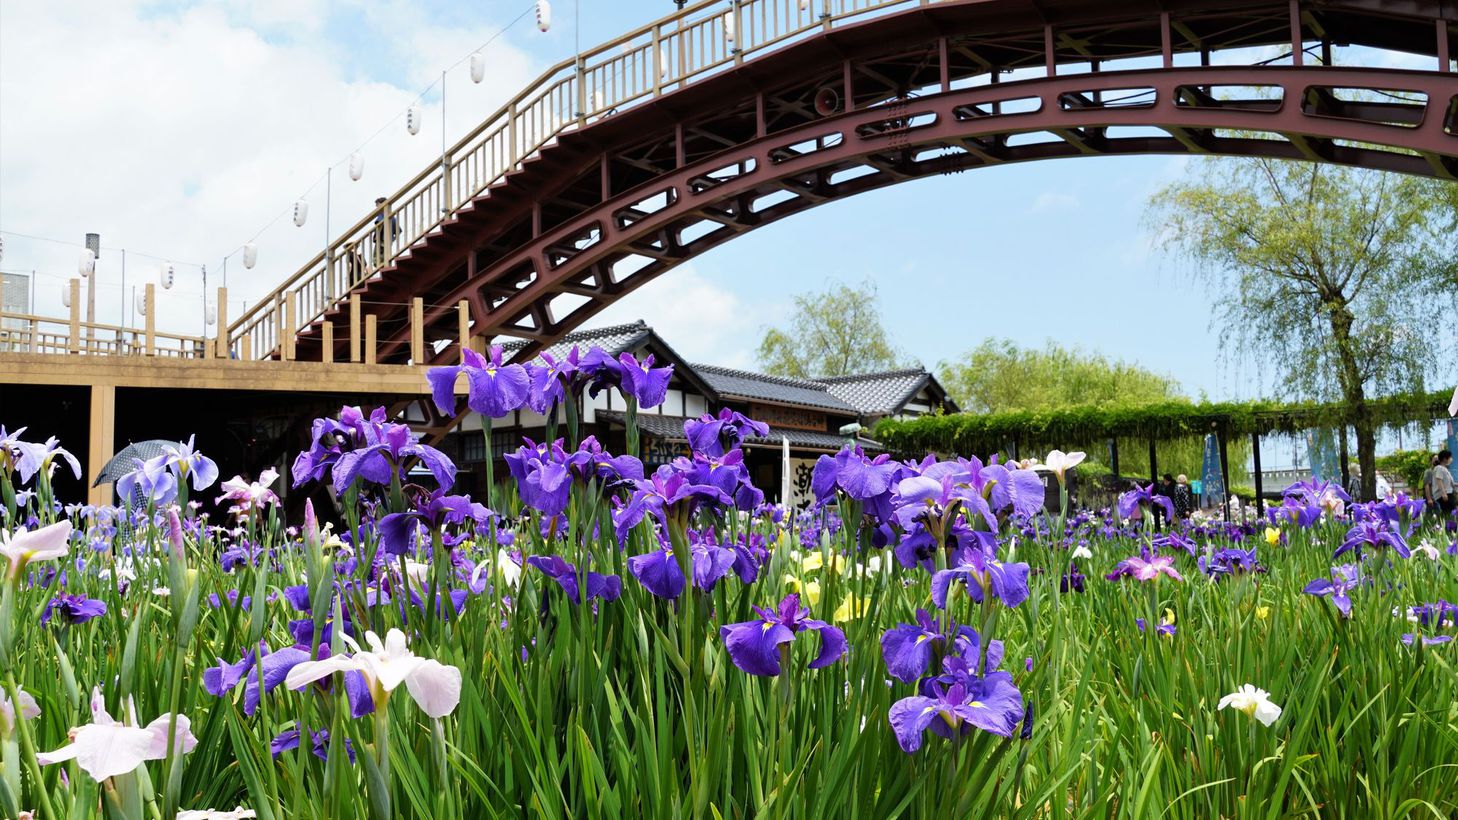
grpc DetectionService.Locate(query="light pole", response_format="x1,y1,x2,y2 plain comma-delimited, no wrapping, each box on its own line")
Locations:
84,233,100,346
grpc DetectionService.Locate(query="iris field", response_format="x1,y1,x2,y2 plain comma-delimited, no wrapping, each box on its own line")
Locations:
1,346,1456,818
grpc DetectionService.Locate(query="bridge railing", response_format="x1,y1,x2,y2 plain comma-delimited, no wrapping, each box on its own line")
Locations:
0,311,208,359
228,0,931,359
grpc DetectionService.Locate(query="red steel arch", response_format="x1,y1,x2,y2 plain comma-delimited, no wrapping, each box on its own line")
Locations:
271,0,1458,432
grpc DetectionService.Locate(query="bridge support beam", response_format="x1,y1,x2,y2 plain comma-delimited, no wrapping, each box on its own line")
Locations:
87,383,115,507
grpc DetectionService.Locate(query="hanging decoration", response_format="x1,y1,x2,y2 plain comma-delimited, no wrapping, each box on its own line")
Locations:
470,52,487,84
78,249,96,277
407,104,421,135
592,89,604,113
535,0,552,32
0,235,5,267
799,0,810,9
659,46,669,79
135,290,147,317
293,200,309,227
160,263,175,290
205,301,217,326
723,11,736,44
60,281,72,308
243,242,258,269
349,153,365,181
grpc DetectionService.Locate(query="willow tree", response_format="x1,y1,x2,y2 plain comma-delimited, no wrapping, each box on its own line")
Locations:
1148,159,1458,498
757,279,906,378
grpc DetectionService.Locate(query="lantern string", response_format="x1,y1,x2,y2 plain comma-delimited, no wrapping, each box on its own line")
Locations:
0,230,203,269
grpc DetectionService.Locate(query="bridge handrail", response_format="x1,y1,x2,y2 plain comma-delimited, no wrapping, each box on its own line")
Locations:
227,0,930,358
0,310,207,358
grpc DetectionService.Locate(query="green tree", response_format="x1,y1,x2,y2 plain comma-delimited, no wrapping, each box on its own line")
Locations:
757,279,906,378
939,338,1182,414
1147,159,1458,498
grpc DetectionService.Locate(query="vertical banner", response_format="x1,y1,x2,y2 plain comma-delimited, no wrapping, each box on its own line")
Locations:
1200,433,1226,508
787,457,818,512
1446,420,1458,459
1305,429,1340,482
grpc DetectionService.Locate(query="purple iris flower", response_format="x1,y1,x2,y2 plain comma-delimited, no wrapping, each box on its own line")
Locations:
271,726,356,763
1117,484,1176,522
930,546,1031,609
628,539,740,600
378,489,493,557
1106,548,1184,582
1152,532,1197,557
1268,498,1321,528
1135,617,1177,637
616,352,673,408
14,436,83,485
1408,601,1458,629
888,663,1024,753
426,346,531,419
1060,566,1086,593
1283,477,1351,506
330,419,456,496
525,349,579,414
116,454,178,506
1198,547,1265,580
684,409,769,457
526,555,622,605
977,461,1047,520
1335,520,1409,560
880,609,1003,683
718,593,846,677
811,448,903,522
613,464,732,543
161,435,219,492
1302,563,1365,618
1401,634,1454,646
40,594,106,626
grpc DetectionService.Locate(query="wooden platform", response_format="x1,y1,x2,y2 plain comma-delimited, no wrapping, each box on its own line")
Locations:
0,352,434,394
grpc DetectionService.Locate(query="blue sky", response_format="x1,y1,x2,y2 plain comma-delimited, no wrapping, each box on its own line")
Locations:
0,0,1435,412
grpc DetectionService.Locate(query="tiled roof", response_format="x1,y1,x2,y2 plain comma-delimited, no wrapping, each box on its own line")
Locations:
597,411,880,452
500,321,650,361
691,364,858,414
818,367,933,415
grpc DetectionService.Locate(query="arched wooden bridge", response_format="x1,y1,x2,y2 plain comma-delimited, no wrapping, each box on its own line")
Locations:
225,0,1458,430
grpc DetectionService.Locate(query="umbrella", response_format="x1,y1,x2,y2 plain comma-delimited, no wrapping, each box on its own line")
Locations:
92,439,180,487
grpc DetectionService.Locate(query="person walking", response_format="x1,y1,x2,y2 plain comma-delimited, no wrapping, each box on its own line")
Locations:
1346,464,1362,502
1421,454,1439,508
371,197,400,269
1431,450,1455,516
1173,474,1194,520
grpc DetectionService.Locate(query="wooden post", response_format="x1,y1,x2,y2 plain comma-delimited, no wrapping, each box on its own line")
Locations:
1109,437,1120,478
144,284,156,356
1148,437,1159,530
365,315,377,365
272,296,284,359
68,280,81,353
321,321,334,363
87,384,116,507
1219,427,1232,522
411,296,424,364
350,294,361,363
283,294,297,361
215,287,228,359
241,336,252,360
1252,432,1265,517
457,300,470,362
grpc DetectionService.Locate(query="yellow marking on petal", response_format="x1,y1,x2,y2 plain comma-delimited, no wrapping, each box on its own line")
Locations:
914,634,930,644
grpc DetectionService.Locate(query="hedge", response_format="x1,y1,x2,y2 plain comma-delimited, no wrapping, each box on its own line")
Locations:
874,391,1453,458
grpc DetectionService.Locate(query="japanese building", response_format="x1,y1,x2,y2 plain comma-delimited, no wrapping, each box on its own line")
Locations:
445,321,957,506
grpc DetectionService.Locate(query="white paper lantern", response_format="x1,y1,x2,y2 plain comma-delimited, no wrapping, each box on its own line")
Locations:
470,52,486,84
60,281,72,308
349,152,365,181
592,89,604,113
159,263,174,290
135,291,147,317
0,235,5,267
535,0,551,32
659,46,670,78
723,11,736,44
78,248,96,277
293,200,309,227
242,242,258,270
799,0,810,9
407,104,421,135
205,301,217,326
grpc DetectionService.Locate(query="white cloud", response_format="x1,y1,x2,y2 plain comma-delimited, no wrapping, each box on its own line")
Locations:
1029,191,1079,213
0,0,536,335
585,265,759,370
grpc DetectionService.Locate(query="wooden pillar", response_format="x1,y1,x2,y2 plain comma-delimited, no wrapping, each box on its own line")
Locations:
364,315,377,365
144,284,156,356
241,336,252,360
457,300,471,362
68,280,81,353
283,294,297,361
321,322,334,363
1252,432,1265,517
1109,438,1120,478
349,294,361,363
1439,20,1451,72
410,297,424,364
87,384,115,507
215,287,228,359
1148,437,1159,529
